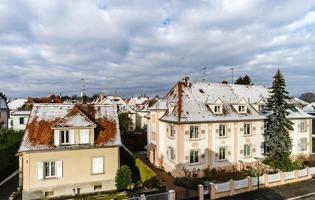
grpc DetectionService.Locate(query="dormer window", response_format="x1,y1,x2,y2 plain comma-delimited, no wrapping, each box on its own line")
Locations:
258,104,265,111
213,105,222,114
238,105,246,113
60,130,70,144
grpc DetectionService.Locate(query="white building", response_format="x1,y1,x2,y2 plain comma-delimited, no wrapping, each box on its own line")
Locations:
147,77,313,177
9,110,31,131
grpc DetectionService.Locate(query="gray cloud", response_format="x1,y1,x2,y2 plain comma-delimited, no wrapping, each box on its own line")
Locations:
0,0,315,98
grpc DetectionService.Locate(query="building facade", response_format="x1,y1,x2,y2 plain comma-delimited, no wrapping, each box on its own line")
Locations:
0,95,9,129
18,103,121,200
147,77,313,177
9,110,31,131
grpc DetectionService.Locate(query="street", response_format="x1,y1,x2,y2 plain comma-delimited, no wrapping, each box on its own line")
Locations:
219,180,315,200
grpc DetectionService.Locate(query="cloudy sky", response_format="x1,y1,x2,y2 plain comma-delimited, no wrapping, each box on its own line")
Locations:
1,0,315,98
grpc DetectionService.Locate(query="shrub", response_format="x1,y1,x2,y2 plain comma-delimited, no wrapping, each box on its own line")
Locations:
135,159,158,187
115,165,132,190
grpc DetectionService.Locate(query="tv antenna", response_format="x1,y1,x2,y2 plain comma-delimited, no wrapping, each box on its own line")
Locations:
80,78,86,102
230,67,234,84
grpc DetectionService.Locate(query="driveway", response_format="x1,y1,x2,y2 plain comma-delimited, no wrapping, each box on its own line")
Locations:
219,180,315,200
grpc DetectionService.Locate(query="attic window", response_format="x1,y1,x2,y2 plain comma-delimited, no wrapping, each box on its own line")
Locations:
238,105,246,113
258,104,265,111
199,89,205,93
214,105,222,114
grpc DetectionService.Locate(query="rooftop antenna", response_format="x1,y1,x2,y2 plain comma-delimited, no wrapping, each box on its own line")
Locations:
230,67,234,84
201,67,207,82
81,78,86,103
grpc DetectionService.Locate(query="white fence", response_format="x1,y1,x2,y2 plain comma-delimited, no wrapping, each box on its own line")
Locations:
209,167,313,199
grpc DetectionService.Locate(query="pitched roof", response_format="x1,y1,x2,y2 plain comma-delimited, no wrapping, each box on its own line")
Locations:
153,78,312,123
19,103,121,152
0,96,8,110
52,106,96,128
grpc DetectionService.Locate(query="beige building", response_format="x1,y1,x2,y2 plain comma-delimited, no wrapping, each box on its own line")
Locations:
147,77,314,177
18,103,121,200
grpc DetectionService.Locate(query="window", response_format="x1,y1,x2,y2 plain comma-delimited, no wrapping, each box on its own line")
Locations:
258,104,265,111
219,147,226,160
214,105,222,114
299,138,307,151
167,147,175,161
219,124,226,137
300,121,306,132
44,161,56,178
19,117,24,125
261,142,268,155
238,105,246,113
190,150,199,164
190,126,199,139
45,191,54,197
169,124,175,137
244,145,251,157
80,129,89,144
94,184,102,190
60,130,69,144
92,157,104,174
244,123,251,135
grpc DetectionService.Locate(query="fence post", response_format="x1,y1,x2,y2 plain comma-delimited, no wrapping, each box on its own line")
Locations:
264,173,269,187
198,185,204,200
247,176,252,191
140,194,146,200
169,190,176,200
229,179,235,196
210,183,215,200
307,166,311,178
294,169,298,181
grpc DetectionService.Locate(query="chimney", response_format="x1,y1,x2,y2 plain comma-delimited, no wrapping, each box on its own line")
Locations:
221,80,228,84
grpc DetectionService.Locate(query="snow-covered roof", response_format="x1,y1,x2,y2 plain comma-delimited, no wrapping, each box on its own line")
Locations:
7,98,27,110
303,103,315,114
11,110,31,116
19,103,121,152
92,95,136,114
153,78,312,123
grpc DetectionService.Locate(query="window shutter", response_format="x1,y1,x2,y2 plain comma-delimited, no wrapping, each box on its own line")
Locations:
69,130,75,144
80,129,89,144
36,162,44,180
56,160,63,178
54,130,60,146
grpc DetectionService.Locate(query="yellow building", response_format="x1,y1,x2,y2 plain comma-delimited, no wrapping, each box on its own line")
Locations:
18,103,121,200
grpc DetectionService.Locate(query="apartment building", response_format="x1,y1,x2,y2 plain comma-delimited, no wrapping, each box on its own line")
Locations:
146,77,313,177
18,103,121,200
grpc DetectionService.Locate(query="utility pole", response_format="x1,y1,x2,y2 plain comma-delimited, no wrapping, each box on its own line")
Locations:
81,78,86,103
230,67,234,84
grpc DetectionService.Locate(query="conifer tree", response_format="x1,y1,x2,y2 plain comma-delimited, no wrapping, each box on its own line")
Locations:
264,69,293,171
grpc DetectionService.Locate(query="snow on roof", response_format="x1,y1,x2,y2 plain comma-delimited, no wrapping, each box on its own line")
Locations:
11,110,31,116
7,98,27,110
303,103,315,113
19,103,121,152
154,78,312,123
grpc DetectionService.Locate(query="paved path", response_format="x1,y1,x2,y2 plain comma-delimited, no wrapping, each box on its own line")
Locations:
135,152,198,200
219,180,315,200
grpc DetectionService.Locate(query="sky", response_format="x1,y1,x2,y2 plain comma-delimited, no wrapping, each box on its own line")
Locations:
1,0,315,98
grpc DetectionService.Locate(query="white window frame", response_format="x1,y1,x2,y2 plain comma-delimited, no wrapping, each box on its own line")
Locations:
300,121,306,132
190,150,199,164
238,105,246,113
258,104,265,111
244,123,251,135
44,161,56,178
219,124,226,137
92,157,104,174
19,117,25,125
167,146,175,161
80,129,90,144
214,105,222,114
244,145,251,157
299,138,307,151
190,126,199,139
219,147,226,161
169,124,175,138
60,130,70,144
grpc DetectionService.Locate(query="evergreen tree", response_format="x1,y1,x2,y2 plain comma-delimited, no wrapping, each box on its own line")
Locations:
115,165,132,190
235,74,253,85
264,69,293,171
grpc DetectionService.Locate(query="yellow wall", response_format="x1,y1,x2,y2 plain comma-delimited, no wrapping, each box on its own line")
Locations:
21,147,119,198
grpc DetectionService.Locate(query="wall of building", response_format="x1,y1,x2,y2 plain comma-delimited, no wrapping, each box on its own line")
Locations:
21,147,119,200
0,110,8,128
9,115,29,130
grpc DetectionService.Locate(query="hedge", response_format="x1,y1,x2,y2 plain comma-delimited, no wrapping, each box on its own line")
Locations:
135,158,156,184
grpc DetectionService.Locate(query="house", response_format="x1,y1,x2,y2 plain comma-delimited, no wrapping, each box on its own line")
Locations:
93,94,137,131
135,99,158,130
18,103,121,200
0,95,9,129
24,94,62,110
126,96,150,110
9,110,31,131
146,77,313,177
303,103,315,153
